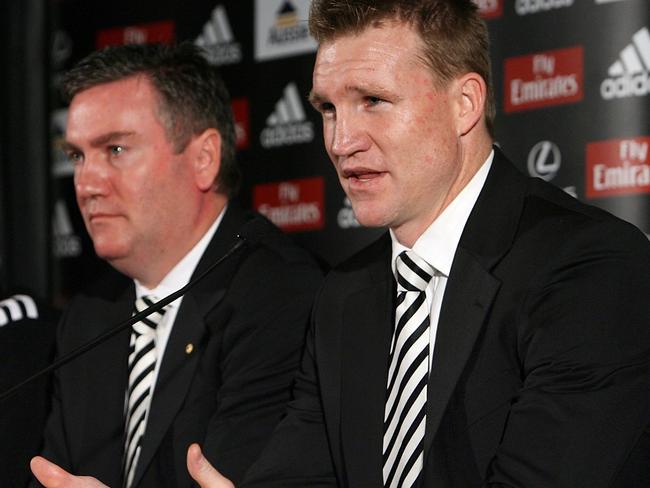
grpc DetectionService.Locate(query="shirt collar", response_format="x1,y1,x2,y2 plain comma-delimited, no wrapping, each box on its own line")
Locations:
135,205,227,306
391,150,494,278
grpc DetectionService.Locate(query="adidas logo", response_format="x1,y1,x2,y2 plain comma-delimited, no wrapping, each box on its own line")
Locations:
0,294,38,327
52,199,82,258
260,82,314,148
601,26,650,99
268,1,309,45
195,4,242,66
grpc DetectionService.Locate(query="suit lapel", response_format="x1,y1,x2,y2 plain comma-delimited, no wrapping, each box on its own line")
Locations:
132,293,212,487
340,235,394,487
422,249,500,455
132,205,250,486
421,149,527,468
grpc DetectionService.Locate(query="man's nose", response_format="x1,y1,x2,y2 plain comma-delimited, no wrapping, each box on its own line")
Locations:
74,155,110,200
329,112,368,158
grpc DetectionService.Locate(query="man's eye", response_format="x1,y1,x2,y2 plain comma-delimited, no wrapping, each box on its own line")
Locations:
366,96,383,106
320,102,335,113
66,151,83,164
109,145,124,156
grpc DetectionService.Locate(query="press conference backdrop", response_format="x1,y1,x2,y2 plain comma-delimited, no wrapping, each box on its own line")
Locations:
47,0,649,303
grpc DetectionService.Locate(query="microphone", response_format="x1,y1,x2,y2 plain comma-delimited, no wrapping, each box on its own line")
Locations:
0,217,269,403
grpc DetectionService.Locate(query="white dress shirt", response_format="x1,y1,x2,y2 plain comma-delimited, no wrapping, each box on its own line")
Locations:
390,151,494,368
134,206,226,393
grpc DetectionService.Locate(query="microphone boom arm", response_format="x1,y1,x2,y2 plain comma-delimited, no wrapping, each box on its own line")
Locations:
0,236,248,403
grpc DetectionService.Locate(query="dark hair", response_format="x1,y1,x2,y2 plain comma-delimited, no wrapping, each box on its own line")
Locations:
61,42,240,197
309,0,495,137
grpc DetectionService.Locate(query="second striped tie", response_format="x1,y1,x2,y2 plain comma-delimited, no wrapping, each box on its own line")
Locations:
123,295,167,488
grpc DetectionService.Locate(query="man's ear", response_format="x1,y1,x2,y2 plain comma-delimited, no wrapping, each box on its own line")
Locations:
454,72,487,136
191,128,222,192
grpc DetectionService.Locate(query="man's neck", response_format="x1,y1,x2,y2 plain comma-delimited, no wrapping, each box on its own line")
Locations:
392,141,493,248
117,196,228,288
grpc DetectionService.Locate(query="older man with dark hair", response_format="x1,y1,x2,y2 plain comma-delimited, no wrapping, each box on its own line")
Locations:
30,42,322,488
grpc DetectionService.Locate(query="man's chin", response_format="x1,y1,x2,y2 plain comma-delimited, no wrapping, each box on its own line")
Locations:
346,198,392,229
92,243,129,264
351,212,389,229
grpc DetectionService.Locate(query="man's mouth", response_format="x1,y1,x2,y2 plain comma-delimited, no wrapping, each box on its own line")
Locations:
342,168,386,181
87,212,119,223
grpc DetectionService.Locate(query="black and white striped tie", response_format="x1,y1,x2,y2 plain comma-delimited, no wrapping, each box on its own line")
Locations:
123,295,166,488
383,251,435,488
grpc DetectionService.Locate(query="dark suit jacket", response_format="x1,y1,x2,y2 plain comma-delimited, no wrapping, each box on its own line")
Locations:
37,205,323,488
243,149,650,487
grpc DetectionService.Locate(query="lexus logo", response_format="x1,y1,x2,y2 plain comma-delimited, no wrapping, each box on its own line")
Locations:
527,141,561,181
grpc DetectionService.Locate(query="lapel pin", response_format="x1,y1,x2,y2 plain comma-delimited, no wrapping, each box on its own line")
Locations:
185,343,194,355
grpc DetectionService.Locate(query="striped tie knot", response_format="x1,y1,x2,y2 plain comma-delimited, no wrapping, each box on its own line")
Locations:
396,251,434,292
132,295,167,334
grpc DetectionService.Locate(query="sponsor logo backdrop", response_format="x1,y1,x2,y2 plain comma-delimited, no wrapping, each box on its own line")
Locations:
49,0,649,300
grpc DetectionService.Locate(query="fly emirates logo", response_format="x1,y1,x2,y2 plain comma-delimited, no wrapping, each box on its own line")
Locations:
504,46,583,112
586,137,650,198
253,177,325,232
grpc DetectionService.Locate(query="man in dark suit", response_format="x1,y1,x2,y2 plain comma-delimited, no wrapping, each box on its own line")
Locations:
34,1,650,487
183,1,648,486
30,43,322,488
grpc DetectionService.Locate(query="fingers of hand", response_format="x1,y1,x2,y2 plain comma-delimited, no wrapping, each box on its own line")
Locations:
187,444,235,488
30,456,108,488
